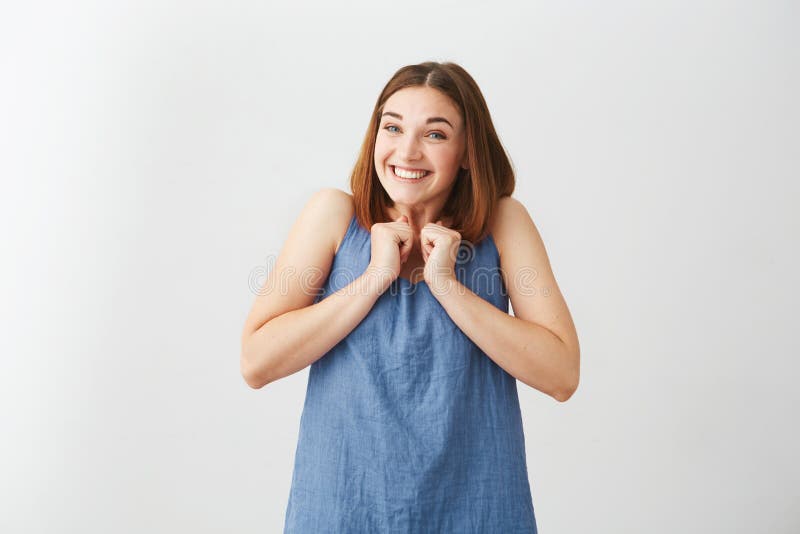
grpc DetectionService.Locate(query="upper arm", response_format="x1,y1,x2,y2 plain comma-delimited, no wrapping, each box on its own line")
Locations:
492,196,580,357
241,188,354,341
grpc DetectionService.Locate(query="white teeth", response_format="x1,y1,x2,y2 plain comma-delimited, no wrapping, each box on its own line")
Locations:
393,166,428,179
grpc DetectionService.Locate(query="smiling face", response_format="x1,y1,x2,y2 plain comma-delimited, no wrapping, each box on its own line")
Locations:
374,86,468,212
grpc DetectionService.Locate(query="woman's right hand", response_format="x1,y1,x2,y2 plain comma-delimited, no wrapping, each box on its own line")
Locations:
368,214,414,286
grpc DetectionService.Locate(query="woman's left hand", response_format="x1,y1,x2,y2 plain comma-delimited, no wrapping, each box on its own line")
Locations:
421,220,461,291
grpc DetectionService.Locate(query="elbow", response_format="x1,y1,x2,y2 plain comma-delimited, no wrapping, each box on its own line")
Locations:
552,380,578,402
552,367,580,402
240,354,259,389
241,357,270,389
553,346,580,402
240,342,272,390
241,367,265,389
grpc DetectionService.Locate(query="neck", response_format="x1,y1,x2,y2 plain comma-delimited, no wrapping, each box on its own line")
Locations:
388,203,448,232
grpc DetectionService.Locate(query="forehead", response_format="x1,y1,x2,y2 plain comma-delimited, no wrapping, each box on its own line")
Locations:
382,86,462,126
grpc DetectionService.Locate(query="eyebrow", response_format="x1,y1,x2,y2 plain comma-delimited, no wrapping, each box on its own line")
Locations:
381,111,454,129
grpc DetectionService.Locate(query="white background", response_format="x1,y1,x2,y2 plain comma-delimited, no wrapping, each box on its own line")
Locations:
1,1,798,532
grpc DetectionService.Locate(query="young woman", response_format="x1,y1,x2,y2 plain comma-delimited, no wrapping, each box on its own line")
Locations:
241,61,580,533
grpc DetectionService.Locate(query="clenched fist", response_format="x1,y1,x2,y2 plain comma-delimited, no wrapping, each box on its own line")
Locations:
367,214,414,291
421,220,461,292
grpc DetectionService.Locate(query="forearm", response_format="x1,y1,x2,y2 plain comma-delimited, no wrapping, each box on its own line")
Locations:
431,278,578,401
241,268,390,388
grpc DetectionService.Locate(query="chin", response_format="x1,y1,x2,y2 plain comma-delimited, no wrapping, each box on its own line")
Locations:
385,190,420,205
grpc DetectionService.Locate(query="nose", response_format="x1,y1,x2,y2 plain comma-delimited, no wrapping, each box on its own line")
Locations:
397,133,422,161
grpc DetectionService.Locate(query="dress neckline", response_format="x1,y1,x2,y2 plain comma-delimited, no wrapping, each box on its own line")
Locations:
344,214,502,290
395,276,428,288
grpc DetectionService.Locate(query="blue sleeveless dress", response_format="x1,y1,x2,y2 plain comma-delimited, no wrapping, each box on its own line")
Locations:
283,214,538,533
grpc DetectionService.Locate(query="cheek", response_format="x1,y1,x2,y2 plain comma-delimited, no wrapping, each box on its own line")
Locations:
434,147,462,167
373,138,390,160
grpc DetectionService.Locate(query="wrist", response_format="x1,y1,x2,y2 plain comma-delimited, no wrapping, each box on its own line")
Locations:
425,268,458,297
361,265,396,295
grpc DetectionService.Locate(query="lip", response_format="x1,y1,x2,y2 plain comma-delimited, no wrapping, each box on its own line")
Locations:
392,164,429,173
390,165,431,183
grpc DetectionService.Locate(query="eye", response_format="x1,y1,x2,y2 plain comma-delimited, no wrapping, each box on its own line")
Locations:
383,124,400,133
428,132,446,140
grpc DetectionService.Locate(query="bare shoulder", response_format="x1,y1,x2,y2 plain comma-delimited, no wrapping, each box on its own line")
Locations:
241,188,353,340
489,195,540,261
303,187,354,255
489,195,555,285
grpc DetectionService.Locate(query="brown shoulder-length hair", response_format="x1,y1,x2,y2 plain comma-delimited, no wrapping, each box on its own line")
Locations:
349,61,515,244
